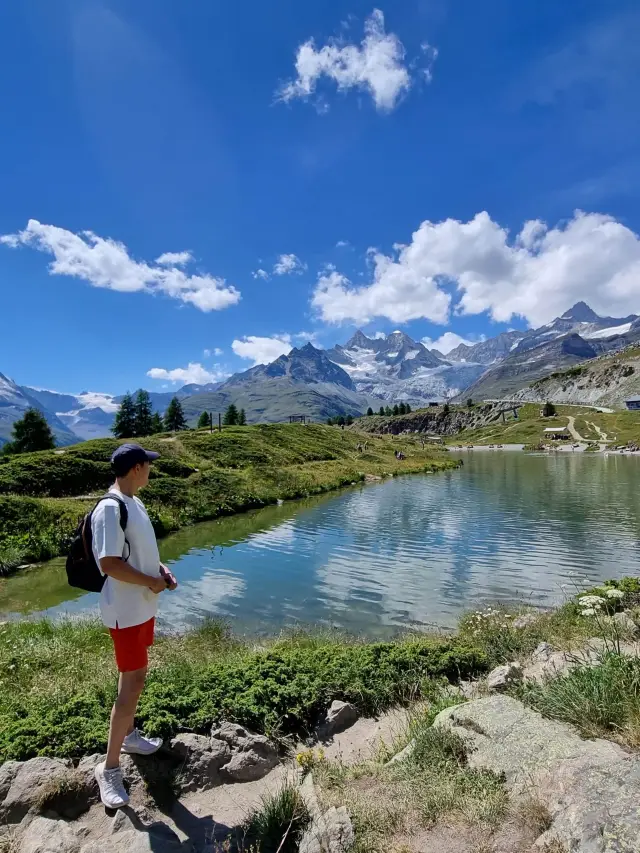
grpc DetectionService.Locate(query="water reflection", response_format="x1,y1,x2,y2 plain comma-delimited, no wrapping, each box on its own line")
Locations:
2,454,639,637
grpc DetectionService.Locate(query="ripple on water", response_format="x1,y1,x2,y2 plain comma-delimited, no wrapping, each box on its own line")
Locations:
2,453,640,637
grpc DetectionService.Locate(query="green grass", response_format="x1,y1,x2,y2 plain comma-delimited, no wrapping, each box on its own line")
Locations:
0,424,457,571
314,699,508,853
244,785,311,853
520,652,640,748
0,618,487,761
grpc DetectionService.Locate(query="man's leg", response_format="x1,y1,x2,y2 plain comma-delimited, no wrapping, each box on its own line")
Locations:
105,666,147,769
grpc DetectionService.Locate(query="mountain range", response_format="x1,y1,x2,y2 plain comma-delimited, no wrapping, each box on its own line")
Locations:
1,302,639,446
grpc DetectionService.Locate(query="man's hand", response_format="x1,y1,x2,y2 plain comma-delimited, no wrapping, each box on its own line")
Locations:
149,576,167,595
159,564,178,591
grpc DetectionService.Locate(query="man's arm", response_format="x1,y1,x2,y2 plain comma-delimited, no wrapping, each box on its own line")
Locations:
100,557,166,593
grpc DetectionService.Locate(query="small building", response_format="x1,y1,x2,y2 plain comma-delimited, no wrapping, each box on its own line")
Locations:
288,415,308,423
625,397,640,411
544,427,570,440
428,401,440,407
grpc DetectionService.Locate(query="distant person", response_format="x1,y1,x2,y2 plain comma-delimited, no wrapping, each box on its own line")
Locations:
92,443,178,810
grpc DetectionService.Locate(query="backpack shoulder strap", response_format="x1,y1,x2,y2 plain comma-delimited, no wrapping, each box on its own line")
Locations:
96,493,129,532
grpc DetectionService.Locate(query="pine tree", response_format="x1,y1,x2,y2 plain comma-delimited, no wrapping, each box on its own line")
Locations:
164,397,188,431
467,398,474,408
405,403,411,414
238,408,247,426
134,390,154,437
366,407,374,416
4,408,55,454
443,402,451,415
379,406,385,416
327,417,334,425
198,411,212,429
345,415,354,426
392,404,399,416
151,412,164,434
223,403,239,425
385,406,392,416
543,401,557,417
112,393,137,439
399,402,407,415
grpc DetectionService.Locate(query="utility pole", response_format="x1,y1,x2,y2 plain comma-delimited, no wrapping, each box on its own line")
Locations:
209,412,213,434
218,412,222,433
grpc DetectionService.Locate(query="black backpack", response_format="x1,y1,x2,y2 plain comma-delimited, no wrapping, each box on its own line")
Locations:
66,494,129,593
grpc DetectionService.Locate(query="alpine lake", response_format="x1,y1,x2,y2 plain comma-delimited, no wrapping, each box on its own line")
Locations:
2,451,639,637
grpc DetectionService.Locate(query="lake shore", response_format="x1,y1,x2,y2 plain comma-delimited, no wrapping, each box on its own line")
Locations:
0,425,458,576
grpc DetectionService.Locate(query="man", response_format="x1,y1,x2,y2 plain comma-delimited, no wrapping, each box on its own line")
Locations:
92,443,178,809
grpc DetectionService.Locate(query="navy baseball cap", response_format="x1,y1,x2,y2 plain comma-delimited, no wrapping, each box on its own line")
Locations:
111,443,160,475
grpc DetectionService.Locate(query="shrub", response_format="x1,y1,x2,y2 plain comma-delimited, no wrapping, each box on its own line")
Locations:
0,454,112,497
0,635,488,760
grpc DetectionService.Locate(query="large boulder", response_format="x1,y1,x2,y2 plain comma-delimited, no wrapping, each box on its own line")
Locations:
79,828,183,853
169,733,230,792
211,722,279,783
299,774,354,853
435,696,640,852
18,817,87,853
0,757,80,824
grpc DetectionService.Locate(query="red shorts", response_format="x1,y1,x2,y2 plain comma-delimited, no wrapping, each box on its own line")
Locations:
109,617,155,673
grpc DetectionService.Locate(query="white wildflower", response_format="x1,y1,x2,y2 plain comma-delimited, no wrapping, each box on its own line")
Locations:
578,595,606,607
605,589,625,600
580,608,597,617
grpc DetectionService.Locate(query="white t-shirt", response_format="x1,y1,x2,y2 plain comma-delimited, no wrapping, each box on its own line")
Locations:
91,487,161,629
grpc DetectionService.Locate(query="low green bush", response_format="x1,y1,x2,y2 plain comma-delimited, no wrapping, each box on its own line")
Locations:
0,454,112,497
0,631,488,761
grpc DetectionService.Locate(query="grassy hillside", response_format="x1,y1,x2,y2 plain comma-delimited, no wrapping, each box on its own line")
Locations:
443,403,640,447
516,346,640,409
0,424,457,572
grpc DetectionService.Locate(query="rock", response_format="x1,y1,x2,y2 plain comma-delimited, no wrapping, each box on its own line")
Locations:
211,722,280,783
486,662,523,691
612,610,640,637
512,613,538,629
458,679,482,699
532,641,553,662
318,701,359,738
0,757,74,824
434,696,640,852
386,740,415,766
299,774,354,853
169,733,230,792
19,816,85,853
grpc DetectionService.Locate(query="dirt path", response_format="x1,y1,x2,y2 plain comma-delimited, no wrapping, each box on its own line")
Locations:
588,421,609,442
566,416,586,443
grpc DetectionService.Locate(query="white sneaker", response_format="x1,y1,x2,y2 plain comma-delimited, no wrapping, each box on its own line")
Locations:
121,728,163,756
94,761,129,809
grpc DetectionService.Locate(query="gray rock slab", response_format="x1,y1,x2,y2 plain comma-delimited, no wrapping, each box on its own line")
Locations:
435,696,640,852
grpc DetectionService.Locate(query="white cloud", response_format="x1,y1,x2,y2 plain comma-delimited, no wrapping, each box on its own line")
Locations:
214,347,223,356
0,220,240,313
336,240,350,248
422,332,474,354
203,349,211,358
312,210,640,328
147,362,228,385
231,335,293,366
277,9,436,112
253,268,270,280
155,250,192,266
273,253,306,275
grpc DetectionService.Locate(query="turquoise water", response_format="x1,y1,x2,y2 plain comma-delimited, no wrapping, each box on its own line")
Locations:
2,452,639,636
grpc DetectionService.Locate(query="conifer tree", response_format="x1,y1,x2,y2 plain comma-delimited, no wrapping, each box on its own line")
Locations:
164,397,188,431
112,393,137,439
134,390,154,437
223,403,239,425
4,408,55,454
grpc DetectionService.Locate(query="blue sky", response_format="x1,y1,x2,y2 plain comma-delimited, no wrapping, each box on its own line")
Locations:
1,0,639,394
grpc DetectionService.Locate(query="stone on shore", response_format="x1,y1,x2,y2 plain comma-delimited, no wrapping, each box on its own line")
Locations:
486,662,523,691
612,610,640,637
211,722,280,782
317,701,360,738
170,733,230,792
435,695,640,852
512,613,538,630
0,757,80,824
